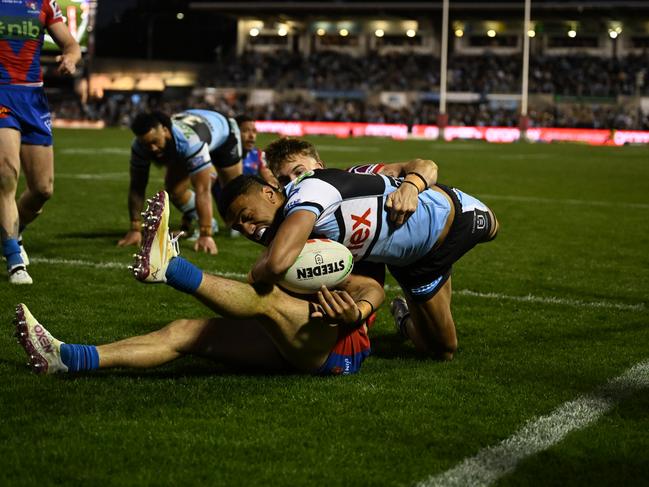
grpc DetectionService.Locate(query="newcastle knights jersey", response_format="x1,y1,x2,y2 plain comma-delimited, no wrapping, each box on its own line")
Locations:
283,169,453,266
0,0,64,85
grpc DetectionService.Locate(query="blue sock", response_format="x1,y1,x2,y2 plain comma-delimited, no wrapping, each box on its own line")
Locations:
60,344,100,372
2,238,23,268
165,257,203,294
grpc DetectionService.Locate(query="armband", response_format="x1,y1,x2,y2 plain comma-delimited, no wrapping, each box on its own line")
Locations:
130,220,142,232
199,225,213,237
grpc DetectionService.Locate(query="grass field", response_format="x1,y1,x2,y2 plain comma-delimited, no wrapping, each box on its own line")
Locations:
1,129,648,486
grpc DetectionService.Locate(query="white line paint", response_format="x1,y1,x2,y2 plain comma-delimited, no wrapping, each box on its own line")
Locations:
59,147,130,155
416,359,649,487
481,193,649,210
28,257,644,312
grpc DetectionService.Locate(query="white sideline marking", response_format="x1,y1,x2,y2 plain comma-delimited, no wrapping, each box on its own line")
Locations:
59,147,130,155
416,359,649,487
28,257,645,312
481,193,649,210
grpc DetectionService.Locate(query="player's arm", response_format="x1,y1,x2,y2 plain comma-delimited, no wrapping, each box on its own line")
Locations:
312,274,385,328
47,21,81,76
118,166,149,247
190,168,217,254
382,159,438,226
249,210,317,285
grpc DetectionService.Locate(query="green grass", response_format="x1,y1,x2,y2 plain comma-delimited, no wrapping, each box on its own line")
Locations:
1,130,648,486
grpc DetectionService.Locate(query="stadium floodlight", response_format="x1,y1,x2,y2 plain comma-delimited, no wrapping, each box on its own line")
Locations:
609,30,619,39
454,29,464,37
278,26,288,37
528,29,535,38
249,27,260,37
406,29,416,38
339,28,349,37
176,12,184,20
568,29,577,38
487,29,496,37
316,28,326,36
375,29,385,37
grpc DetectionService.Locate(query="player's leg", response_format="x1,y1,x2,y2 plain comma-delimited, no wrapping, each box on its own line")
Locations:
130,190,337,371
16,144,54,227
14,303,289,374
0,128,31,284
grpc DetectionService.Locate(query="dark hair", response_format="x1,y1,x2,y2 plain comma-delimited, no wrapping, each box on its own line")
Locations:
235,114,255,126
130,111,172,136
217,174,277,219
264,138,320,175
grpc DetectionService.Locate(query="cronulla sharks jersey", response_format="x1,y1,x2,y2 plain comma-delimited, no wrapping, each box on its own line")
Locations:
283,169,453,266
130,109,230,175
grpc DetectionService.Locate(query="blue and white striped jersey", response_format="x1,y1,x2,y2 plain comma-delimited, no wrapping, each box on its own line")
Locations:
283,169,453,266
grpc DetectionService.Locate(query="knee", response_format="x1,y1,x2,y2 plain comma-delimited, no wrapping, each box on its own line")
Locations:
0,156,19,192
32,181,54,202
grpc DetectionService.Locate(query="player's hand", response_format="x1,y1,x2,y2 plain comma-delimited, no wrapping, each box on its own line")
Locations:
385,183,419,226
312,285,361,325
117,231,142,247
55,54,78,76
194,235,218,254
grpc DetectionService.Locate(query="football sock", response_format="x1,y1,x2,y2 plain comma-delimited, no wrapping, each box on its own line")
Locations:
165,257,203,294
179,191,198,222
2,238,23,268
60,344,100,372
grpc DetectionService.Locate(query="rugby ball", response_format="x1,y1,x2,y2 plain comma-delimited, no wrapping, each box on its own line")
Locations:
279,239,354,294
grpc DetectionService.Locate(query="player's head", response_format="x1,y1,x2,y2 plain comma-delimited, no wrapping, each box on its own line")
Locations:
218,175,285,246
235,115,257,153
265,138,324,186
130,111,173,159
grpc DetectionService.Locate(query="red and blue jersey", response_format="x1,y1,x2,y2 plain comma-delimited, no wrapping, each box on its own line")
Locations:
242,147,266,176
0,0,63,85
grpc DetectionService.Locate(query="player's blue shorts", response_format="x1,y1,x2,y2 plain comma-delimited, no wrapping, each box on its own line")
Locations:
316,325,371,376
0,85,53,146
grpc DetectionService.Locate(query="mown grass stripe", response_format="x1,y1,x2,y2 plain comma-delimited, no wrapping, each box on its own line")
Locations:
416,359,649,487
28,257,644,311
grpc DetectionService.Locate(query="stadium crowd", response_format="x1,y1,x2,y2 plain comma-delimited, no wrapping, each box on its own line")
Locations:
48,51,649,130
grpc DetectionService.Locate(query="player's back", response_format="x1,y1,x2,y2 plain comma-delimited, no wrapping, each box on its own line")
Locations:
283,169,452,266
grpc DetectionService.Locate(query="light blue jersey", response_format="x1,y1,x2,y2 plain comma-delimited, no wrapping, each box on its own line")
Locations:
130,110,232,176
283,169,453,266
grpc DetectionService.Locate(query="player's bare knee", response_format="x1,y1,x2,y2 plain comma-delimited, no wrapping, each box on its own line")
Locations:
32,182,54,202
0,156,18,192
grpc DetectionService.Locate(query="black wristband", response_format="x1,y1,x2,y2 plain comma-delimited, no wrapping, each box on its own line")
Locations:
407,171,428,190
357,299,375,317
401,180,421,193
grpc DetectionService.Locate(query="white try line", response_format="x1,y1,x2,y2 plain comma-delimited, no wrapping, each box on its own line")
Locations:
416,359,649,487
28,257,645,312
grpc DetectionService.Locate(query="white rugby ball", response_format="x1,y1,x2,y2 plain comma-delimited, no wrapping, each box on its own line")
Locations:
279,239,354,294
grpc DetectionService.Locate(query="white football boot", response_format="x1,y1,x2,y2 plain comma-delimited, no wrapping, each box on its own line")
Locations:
14,303,67,375
18,237,29,266
8,265,33,285
129,190,181,283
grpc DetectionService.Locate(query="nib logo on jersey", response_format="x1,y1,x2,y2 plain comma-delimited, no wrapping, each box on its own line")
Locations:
296,254,347,281
0,17,42,40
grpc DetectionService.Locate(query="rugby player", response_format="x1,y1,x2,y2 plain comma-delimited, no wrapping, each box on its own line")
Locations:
117,109,243,254
0,0,81,284
264,138,441,340
219,166,499,361
15,191,382,376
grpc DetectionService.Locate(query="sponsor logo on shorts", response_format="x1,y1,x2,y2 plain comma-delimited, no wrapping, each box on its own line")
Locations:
296,259,345,280
0,105,11,118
